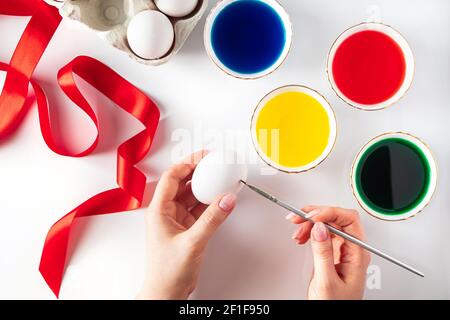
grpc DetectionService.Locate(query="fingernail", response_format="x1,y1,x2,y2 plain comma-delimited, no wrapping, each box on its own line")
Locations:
306,208,321,219
291,224,304,240
312,222,328,242
219,193,237,212
285,212,296,220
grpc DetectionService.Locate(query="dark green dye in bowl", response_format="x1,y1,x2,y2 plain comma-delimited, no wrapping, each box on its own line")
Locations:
354,137,431,216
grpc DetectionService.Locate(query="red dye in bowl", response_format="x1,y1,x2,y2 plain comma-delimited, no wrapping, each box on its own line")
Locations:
332,30,406,106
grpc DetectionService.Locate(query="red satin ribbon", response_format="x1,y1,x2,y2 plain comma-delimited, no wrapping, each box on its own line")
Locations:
0,1,160,297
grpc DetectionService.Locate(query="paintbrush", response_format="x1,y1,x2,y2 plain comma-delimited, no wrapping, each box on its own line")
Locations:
240,180,424,278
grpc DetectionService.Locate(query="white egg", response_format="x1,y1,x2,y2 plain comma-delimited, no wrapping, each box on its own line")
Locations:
126,10,174,60
192,150,248,204
154,0,198,18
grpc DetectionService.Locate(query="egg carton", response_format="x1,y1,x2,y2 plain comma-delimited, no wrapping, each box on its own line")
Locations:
44,0,208,66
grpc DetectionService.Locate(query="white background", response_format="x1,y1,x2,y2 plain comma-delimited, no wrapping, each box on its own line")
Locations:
0,0,449,299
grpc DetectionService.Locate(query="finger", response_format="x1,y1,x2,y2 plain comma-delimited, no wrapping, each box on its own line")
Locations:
175,174,192,198
152,151,207,205
299,223,314,244
182,213,197,229
187,193,237,246
310,222,338,283
332,236,345,265
302,205,321,212
181,149,209,166
175,150,208,196
285,212,307,224
286,205,322,224
300,225,341,246
291,222,313,244
178,182,199,209
152,164,194,205
174,201,190,225
292,224,304,241
306,207,365,240
190,203,208,220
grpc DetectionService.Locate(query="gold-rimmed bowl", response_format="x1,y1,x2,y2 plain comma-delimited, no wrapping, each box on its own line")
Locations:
204,0,293,80
251,85,337,173
327,22,415,111
350,132,437,221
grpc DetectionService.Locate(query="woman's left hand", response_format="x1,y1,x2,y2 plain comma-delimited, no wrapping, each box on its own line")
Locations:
138,151,237,300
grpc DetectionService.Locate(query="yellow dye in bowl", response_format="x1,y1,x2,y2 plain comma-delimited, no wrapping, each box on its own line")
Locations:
254,88,334,170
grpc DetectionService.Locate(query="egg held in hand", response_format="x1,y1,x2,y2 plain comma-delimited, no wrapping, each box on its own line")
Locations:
126,10,174,60
192,150,248,204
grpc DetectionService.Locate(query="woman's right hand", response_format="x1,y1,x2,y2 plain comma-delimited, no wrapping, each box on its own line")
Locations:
287,206,371,300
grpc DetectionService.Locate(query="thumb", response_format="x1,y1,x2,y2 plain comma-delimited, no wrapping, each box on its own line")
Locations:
310,222,337,283
188,193,237,246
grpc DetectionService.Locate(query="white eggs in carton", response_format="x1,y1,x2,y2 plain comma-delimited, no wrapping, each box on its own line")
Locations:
44,0,208,65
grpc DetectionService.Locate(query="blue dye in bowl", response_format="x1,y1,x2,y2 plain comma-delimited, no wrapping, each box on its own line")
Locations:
211,0,287,75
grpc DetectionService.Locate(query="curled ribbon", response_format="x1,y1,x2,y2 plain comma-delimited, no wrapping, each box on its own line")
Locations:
0,1,160,297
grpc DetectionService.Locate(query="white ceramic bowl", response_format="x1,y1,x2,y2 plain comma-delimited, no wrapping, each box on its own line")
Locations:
204,0,292,79
327,22,414,111
351,132,437,221
251,85,337,173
